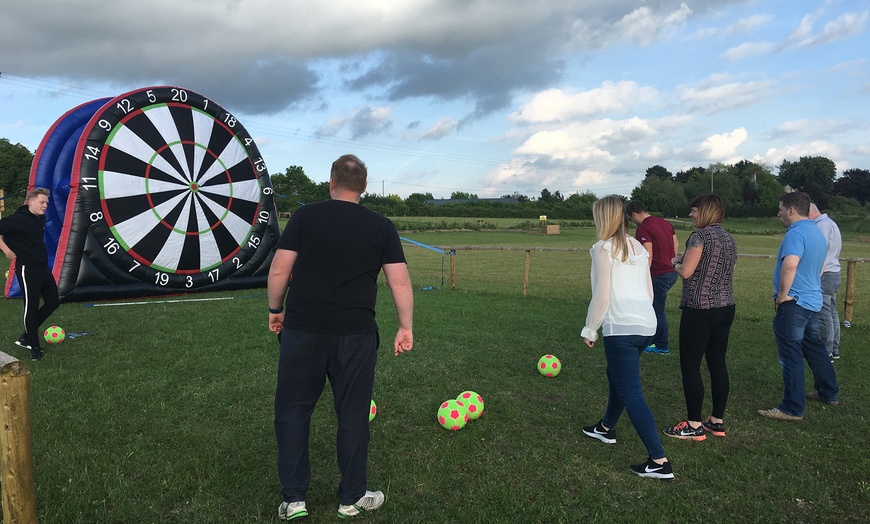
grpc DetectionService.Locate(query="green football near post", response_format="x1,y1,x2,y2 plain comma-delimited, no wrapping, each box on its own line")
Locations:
44,325,65,344
369,399,377,422
538,354,561,377
437,399,469,430
456,391,484,420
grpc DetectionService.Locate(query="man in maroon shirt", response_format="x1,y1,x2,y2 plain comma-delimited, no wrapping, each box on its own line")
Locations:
626,200,679,354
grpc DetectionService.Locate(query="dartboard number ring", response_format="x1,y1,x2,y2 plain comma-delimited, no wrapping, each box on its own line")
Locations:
75,86,273,289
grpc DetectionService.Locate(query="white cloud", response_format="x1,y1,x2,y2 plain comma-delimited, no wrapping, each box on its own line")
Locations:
827,58,868,75
514,118,657,160
511,81,659,123
677,74,777,113
761,140,844,167
769,118,861,139
688,13,774,40
732,14,775,33
318,105,392,138
700,128,748,160
789,10,822,42
772,119,819,136
614,3,693,46
318,116,348,137
637,143,675,162
570,3,693,48
721,41,778,61
419,117,459,140
791,11,869,49
481,157,614,196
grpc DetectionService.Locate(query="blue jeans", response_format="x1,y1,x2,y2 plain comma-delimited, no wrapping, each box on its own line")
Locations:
773,301,839,416
600,334,666,460
651,272,678,349
819,271,841,357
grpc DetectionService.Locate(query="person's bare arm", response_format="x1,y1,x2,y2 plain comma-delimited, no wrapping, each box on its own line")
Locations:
384,262,414,355
267,249,297,334
642,241,653,267
674,233,702,278
775,255,800,310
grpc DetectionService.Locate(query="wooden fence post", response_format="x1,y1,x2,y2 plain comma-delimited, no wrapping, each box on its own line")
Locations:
523,250,531,296
844,259,856,325
449,251,456,290
0,353,37,524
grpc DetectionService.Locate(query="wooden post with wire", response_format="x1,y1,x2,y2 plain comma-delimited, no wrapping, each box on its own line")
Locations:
449,251,456,290
0,353,37,524
844,259,857,325
523,250,531,296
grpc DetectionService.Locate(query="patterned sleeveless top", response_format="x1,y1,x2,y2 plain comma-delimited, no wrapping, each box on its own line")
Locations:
679,224,737,309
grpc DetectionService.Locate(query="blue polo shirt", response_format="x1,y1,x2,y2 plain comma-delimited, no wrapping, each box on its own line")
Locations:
773,219,826,312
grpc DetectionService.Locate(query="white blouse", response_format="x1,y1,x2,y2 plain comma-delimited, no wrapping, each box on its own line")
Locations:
581,236,656,342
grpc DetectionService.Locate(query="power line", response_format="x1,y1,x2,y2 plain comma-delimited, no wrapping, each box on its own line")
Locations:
1,71,616,175
0,71,640,197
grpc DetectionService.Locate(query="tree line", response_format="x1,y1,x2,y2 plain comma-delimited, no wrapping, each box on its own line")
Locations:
3,137,868,223
270,157,869,223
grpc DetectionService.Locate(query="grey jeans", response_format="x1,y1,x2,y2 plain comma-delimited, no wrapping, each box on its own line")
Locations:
819,271,841,357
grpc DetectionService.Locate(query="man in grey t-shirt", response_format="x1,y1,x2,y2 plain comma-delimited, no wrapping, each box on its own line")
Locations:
808,203,842,360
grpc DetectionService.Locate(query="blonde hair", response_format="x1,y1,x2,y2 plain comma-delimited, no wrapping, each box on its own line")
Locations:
688,194,725,228
592,195,629,262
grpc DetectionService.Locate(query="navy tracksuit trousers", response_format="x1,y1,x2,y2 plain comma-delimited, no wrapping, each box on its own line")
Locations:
275,328,378,505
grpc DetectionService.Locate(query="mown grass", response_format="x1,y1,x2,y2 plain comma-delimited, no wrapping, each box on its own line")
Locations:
1,225,869,523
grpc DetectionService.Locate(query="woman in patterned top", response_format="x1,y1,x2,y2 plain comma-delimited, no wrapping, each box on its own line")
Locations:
663,194,737,441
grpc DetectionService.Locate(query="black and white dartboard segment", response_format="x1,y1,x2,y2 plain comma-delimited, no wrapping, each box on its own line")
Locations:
73,86,274,290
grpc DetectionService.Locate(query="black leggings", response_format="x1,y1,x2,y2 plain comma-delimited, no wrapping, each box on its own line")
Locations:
15,262,60,348
679,305,735,421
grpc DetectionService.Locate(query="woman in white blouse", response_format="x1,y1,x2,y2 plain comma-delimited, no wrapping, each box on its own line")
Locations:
580,195,673,480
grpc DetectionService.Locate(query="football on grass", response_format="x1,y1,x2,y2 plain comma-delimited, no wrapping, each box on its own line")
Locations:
44,326,65,344
437,399,469,430
456,391,484,420
538,354,561,377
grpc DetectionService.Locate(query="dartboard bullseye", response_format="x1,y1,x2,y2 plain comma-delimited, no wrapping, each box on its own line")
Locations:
73,86,274,290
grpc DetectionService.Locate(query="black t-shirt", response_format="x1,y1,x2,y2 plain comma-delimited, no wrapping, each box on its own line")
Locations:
0,205,48,267
276,199,406,334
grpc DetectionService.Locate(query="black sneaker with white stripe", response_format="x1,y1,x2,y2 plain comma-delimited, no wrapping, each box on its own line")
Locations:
630,457,674,480
14,333,31,350
582,420,616,444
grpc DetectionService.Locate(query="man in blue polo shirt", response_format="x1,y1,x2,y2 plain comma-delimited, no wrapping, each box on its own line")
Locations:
759,192,839,421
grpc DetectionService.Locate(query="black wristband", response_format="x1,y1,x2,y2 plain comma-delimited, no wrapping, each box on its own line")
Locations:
269,306,284,314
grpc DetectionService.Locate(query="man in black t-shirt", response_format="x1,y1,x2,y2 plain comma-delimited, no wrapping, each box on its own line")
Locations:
267,154,414,520
0,188,59,361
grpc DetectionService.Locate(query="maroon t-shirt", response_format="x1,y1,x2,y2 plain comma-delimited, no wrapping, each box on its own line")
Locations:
635,215,676,277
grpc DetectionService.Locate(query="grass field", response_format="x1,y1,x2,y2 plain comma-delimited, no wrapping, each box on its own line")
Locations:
1,224,869,523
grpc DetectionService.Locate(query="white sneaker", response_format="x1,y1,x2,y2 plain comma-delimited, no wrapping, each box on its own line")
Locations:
278,501,307,520
337,490,385,518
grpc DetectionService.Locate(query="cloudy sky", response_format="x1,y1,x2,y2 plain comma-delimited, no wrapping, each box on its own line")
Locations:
2,0,868,198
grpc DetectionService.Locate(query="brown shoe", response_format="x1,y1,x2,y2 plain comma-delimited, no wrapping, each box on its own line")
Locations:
805,391,840,407
758,407,803,421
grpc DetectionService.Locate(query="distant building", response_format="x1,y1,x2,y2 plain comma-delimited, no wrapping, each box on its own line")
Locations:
424,197,519,206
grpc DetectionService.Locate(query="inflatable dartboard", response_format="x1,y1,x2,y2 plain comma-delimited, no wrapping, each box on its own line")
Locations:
4,86,281,302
